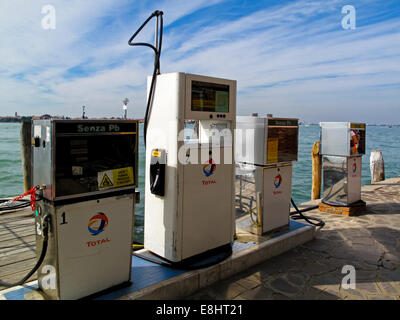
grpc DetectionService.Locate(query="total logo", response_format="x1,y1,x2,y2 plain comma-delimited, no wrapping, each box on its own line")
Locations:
351,161,357,177
87,212,110,247
273,174,283,195
203,159,216,177
274,174,282,188
88,212,108,235
202,158,217,185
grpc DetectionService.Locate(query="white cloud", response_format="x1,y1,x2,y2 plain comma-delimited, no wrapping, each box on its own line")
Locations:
0,0,399,123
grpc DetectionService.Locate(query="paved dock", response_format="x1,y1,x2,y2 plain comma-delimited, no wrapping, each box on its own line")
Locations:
188,176,400,300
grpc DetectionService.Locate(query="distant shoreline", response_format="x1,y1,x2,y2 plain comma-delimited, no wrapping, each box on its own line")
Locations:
0,117,144,123
0,117,396,126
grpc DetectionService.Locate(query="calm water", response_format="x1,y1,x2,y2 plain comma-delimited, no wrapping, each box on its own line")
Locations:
1,123,399,242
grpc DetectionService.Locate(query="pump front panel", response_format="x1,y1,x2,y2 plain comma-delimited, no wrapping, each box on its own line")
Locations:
347,156,362,203
262,164,292,233
56,195,133,299
181,147,234,259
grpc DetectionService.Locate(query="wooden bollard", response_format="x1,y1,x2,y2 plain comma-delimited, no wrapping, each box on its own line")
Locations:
370,150,385,183
311,141,322,200
20,120,32,192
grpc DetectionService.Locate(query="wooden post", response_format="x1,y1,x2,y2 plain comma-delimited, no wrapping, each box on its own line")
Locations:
311,141,322,200
370,150,385,183
20,120,32,192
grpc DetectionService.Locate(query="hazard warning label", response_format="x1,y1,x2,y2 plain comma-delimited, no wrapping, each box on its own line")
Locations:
98,167,134,190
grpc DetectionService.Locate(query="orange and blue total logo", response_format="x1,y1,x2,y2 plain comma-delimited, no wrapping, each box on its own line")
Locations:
88,213,108,236
352,162,357,173
203,159,216,177
274,174,282,188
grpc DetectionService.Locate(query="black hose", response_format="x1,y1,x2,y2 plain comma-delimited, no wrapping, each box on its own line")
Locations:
0,194,43,213
290,198,325,228
0,215,50,288
0,199,31,212
128,10,164,146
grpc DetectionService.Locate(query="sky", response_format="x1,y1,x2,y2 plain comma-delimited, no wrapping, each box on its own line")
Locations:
0,0,399,124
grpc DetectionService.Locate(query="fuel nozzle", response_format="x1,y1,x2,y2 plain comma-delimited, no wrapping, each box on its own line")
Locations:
40,214,51,240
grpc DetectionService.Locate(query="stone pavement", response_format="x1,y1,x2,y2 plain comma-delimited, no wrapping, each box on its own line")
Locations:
188,177,400,300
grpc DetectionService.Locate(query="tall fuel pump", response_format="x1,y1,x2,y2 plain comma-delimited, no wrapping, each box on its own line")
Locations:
235,115,299,234
32,120,139,300
128,11,236,263
320,122,366,206
144,73,237,262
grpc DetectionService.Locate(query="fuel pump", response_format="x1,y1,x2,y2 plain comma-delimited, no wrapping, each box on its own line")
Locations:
144,73,237,262
235,115,299,234
320,122,366,206
128,11,236,263
31,119,139,300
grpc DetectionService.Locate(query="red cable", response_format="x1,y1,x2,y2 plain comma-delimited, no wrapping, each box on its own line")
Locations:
12,186,39,212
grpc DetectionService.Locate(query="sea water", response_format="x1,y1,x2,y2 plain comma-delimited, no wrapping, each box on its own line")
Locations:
1,122,399,243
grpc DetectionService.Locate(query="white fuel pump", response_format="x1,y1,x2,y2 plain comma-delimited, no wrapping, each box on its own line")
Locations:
144,73,237,262
235,115,299,234
320,122,366,206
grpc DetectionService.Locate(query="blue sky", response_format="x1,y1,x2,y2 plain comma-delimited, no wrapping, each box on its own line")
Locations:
0,0,399,123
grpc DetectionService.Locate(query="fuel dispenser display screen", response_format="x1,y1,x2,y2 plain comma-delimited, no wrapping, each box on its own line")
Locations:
350,126,366,155
55,134,136,197
266,119,298,164
191,81,229,113
236,116,298,166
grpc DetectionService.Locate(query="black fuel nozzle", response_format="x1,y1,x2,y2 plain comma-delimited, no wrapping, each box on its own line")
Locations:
41,214,51,240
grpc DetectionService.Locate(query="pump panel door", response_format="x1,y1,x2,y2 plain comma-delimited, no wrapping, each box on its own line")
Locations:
181,147,234,260
262,165,292,233
56,195,134,299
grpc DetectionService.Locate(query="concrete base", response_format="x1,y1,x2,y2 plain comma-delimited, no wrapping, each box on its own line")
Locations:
0,219,315,300
120,219,315,300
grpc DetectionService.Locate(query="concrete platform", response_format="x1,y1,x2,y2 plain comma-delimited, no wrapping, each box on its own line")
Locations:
0,219,315,300
189,177,400,300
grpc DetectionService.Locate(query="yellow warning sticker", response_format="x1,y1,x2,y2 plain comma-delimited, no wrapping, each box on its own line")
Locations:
267,138,279,164
100,173,113,188
152,150,161,157
98,167,134,190
113,167,134,187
